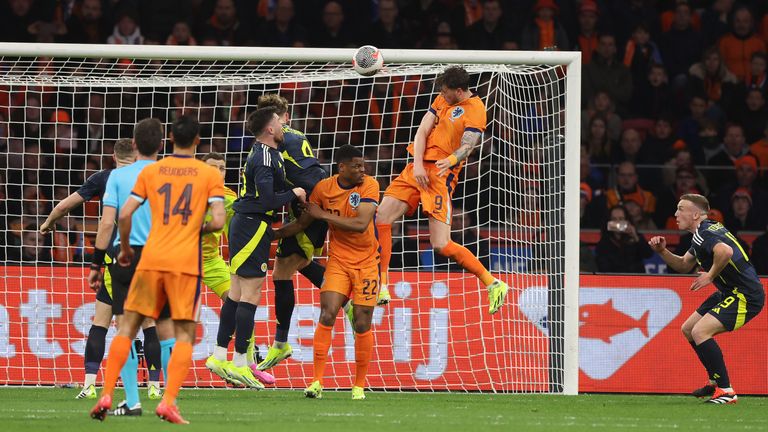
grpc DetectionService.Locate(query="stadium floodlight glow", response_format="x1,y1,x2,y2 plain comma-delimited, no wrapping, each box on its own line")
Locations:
0,43,579,394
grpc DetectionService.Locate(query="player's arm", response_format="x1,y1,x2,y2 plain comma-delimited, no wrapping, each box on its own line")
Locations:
690,242,733,291
648,236,697,273
313,202,376,233
435,129,482,176
117,196,142,266
412,110,437,188
40,192,86,233
254,164,307,207
203,200,226,233
86,205,117,290
274,210,314,240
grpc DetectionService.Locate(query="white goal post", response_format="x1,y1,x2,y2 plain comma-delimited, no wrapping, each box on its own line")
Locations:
0,43,580,394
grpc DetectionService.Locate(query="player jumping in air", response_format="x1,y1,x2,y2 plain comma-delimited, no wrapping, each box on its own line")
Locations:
648,194,765,404
374,65,509,313
276,144,379,401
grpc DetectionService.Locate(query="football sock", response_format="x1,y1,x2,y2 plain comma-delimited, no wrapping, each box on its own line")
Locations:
439,241,495,286
162,341,193,405
274,280,295,343
376,223,392,286
142,326,161,382
235,302,258,354
213,345,228,362
312,323,333,383
299,260,325,289
160,338,176,380
689,340,713,378
84,325,108,375
216,297,239,348
233,352,247,368
102,335,131,397
83,373,96,389
695,338,730,388
120,344,140,408
354,330,373,388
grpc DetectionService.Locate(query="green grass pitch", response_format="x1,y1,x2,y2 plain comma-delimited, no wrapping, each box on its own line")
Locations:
0,388,766,431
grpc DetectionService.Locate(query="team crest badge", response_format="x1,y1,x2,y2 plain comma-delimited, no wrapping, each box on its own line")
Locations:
349,192,361,208
450,106,464,121
261,263,268,273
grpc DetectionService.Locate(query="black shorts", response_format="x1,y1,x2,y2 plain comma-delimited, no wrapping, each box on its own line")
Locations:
95,283,112,305
229,213,274,278
107,245,143,315
697,289,765,331
276,218,327,260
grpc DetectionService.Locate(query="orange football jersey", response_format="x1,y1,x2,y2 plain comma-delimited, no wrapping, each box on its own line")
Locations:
310,175,380,269
131,155,225,276
408,94,487,162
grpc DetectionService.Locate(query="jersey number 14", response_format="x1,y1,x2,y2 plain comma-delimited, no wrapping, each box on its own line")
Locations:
158,182,193,225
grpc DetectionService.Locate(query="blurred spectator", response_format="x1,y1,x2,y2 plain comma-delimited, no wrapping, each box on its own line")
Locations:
712,154,768,219
583,33,633,115
107,8,144,44
659,1,704,88
707,123,750,185
258,0,307,47
579,180,605,230
632,63,673,119
65,0,109,44
199,0,249,46
0,0,41,42
645,117,677,165
724,187,763,231
687,46,739,116
625,199,657,230
612,128,647,164
623,23,663,90
718,6,766,82
433,207,490,271
700,0,736,47
309,1,353,48
427,20,459,50
595,205,654,273
462,0,509,50
581,90,622,143
746,51,768,96
749,224,768,274
367,0,411,49
662,148,709,193
580,240,598,273
580,144,606,191
45,109,81,154
166,21,196,45
749,121,768,170
519,0,569,51
609,0,661,45
606,161,656,217
400,0,462,46
739,88,768,143
678,94,710,158
573,0,600,65
21,224,52,263
583,114,613,163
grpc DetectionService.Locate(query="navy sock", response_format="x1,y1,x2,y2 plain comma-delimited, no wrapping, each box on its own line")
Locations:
695,338,730,388
142,326,161,382
299,260,325,289
690,340,713,380
217,297,239,348
274,280,295,343
234,302,258,354
84,325,108,375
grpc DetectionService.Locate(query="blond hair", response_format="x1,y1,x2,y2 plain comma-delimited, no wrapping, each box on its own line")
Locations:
680,193,710,214
257,94,289,115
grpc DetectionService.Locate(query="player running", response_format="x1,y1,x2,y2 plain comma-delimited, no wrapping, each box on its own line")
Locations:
275,145,379,400
648,194,765,404
374,66,509,313
90,115,226,424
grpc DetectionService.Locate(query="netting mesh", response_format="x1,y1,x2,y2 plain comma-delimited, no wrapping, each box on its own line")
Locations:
0,53,571,393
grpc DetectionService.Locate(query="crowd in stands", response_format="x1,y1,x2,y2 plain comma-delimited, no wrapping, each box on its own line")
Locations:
3,0,768,275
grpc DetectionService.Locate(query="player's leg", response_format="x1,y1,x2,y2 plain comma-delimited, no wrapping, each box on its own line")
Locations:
224,274,266,389
349,266,378,400
684,292,723,397
375,195,411,304
78,298,112,399
691,313,733,403
140,319,162,400
306,290,348,399
156,317,196,425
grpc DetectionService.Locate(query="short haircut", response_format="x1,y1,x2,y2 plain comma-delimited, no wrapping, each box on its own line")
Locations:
335,144,363,164
680,193,710,213
257,94,289,116
435,66,470,90
133,118,163,156
201,152,225,162
113,138,134,160
171,115,200,149
246,106,279,137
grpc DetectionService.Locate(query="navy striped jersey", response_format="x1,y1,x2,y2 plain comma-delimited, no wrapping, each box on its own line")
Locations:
688,220,763,296
233,142,295,218
280,125,327,193
76,169,112,202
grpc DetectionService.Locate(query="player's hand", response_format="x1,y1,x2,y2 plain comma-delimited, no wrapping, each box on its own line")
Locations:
87,269,102,291
39,220,54,234
648,236,667,253
690,271,712,291
292,187,307,203
117,247,134,267
435,158,453,176
306,202,325,219
413,163,429,189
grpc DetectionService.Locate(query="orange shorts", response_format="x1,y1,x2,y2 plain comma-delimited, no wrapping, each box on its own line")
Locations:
384,162,459,224
322,258,380,307
125,269,202,321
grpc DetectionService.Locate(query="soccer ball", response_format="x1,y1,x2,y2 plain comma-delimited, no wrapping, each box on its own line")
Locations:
352,45,383,76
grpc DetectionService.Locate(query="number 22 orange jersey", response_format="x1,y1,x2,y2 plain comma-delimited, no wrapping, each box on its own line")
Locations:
310,175,380,269
130,155,225,276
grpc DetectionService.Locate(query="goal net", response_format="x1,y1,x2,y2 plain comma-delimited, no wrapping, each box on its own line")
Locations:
0,44,580,394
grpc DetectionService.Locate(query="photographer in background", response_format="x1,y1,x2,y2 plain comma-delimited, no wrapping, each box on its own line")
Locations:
595,204,654,273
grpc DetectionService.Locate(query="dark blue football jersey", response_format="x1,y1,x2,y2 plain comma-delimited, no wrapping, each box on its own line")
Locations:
233,142,296,218
280,125,327,193
76,169,111,202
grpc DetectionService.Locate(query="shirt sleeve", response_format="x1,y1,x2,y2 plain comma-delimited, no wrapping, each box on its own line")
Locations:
254,164,296,209
102,172,119,208
463,99,487,133
695,229,722,255
360,178,380,205
309,181,324,206
76,170,107,201
130,169,148,204
428,95,444,116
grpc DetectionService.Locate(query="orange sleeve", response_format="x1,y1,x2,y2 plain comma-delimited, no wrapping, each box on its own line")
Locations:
464,99,487,132
429,95,445,116
309,180,325,206
130,167,150,201
360,178,380,204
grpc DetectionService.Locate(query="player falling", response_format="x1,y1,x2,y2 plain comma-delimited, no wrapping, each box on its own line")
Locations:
90,115,226,423
374,66,509,313
276,145,379,400
648,194,765,404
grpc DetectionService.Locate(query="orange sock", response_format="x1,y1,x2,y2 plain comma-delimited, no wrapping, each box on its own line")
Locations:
376,223,392,286
440,241,495,286
162,341,193,405
354,330,373,388
312,323,333,384
102,335,132,397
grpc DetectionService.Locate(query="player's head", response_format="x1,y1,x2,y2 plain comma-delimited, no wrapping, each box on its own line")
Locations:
201,152,226,179
336,144,365,185
435,66,470,104
171,115,201,149
247,106,285,144
257,93,290,124
676,193,710,231
133,117,163,156
113,137,136,165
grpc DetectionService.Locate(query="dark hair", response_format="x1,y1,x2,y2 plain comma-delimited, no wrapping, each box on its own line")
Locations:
246,106,279,136
201,152,225,162
335,144,363,164
435,66,470,90
133,118,163,156
171,115,200,148
257,94,289,116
